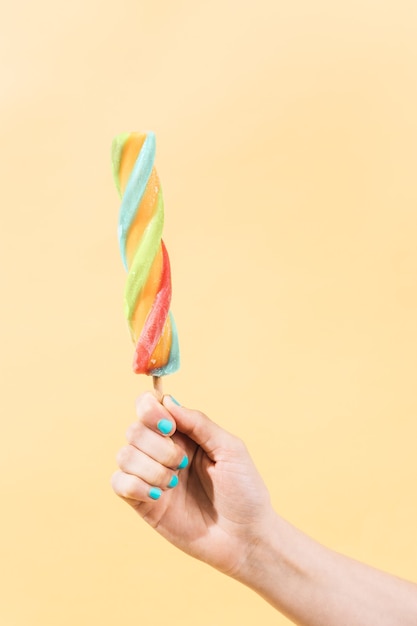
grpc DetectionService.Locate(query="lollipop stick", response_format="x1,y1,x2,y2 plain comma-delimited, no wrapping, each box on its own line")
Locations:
153,376,164,403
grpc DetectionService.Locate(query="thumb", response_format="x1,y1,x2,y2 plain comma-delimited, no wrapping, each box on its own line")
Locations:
162,395,231,457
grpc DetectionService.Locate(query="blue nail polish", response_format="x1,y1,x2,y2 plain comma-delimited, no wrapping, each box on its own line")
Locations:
178,455,188,470
168,475,179,489
170,396,181,406
149,487,162,500
157,419,173,435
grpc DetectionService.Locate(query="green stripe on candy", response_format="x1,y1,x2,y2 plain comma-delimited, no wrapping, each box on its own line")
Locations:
124,191,164,320
111,132,130,197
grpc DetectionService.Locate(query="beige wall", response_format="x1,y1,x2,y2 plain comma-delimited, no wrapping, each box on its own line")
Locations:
1,1,416,624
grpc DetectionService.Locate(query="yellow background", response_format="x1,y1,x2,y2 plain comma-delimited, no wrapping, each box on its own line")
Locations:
1,1,416,624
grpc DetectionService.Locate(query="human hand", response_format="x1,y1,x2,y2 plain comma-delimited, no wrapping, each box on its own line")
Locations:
112,394,417,626
112,392,273,577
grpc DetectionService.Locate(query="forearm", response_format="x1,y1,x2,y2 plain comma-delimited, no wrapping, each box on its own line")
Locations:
236,511,417,626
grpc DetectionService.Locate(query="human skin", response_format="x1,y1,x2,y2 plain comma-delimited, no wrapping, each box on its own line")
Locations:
112,393,417,626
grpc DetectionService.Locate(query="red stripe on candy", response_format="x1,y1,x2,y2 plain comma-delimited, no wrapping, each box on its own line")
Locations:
132,240,172,374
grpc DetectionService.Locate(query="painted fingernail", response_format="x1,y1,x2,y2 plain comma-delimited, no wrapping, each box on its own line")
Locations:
170,396,181,406
149,487,162,500
178,455,188,470
168,475,179,489
157,419,173,435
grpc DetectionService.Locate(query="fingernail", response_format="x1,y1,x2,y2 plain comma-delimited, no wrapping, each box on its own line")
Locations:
170,396,181,406
168,475,179,489
178,455,188,470
157,419,173,435
149,487,162,500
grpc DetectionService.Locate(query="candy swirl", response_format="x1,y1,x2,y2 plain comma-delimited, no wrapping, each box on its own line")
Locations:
111,131,180,376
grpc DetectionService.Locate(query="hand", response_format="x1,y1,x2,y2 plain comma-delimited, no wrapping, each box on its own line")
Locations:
112,393,417,625
112,392,273,576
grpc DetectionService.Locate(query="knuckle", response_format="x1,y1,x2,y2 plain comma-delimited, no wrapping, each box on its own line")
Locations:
153,465,168,486
126,420,142,444
121,486,133,500
166,442,181,468
119,475,139,500
125,422,136,442
111,471,140,500
136,391,157,418
116,445,132,468
232,436,247,454
111,470,125,496
189,410,209,432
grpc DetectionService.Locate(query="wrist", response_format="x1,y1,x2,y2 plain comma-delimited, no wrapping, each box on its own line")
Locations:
233,509,298,587
233,508,331,618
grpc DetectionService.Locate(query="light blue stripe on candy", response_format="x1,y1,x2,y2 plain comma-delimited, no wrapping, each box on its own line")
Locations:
118,132,156,270
151,311,180,376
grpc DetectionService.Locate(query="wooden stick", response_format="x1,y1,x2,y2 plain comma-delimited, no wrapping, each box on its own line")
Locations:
152,376,164,403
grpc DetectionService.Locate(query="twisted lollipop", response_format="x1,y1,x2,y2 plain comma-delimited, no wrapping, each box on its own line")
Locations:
111,131,179,397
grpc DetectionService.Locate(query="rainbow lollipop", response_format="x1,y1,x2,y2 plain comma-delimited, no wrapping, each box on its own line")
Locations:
111,131,179,396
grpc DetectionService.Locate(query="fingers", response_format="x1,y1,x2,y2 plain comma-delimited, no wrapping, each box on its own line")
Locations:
112,392,187,505
162,395,235,458
117,444,180,488
111,470,167,503
126,421,184,468
134,392,177,437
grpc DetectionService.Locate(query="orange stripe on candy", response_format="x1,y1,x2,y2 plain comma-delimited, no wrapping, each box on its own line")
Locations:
125,169,161,267
149,316,172,371
118,133,146,196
